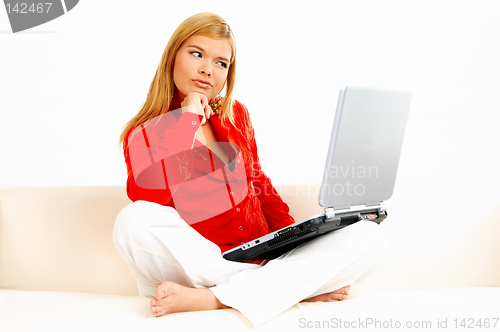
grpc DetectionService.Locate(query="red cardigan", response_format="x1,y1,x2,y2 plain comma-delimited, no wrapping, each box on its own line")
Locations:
124,100,295,253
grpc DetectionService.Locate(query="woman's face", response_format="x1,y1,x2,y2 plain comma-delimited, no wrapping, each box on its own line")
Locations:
173,35,232,101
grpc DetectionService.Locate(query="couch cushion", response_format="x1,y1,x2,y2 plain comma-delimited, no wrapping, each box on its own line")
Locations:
0,186,138,295
1,288,499,331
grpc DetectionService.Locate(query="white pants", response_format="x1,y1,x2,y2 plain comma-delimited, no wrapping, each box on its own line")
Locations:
112,201,388,327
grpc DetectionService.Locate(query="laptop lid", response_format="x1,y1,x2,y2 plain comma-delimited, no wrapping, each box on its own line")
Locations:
318,86,412,209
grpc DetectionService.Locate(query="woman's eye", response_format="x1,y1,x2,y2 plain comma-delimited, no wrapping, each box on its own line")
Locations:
190,51,201,58
217,61,228,68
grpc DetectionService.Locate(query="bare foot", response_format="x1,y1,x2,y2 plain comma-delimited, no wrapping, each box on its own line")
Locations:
302,285,351,302
150,281,229,317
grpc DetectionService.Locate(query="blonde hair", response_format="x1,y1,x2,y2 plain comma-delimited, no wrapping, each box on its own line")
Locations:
119,12,237,146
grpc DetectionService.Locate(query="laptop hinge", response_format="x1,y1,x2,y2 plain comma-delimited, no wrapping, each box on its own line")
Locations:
365,202,384,208
324,207,336,220
325,202,386,220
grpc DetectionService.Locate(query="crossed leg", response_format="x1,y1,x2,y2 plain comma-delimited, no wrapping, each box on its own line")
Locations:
114,201,386,326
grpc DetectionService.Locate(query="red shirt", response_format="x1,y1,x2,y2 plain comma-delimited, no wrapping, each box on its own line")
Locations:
124,100,295,253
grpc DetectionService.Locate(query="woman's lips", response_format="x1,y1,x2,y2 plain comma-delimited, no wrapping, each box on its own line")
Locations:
192,80,212,89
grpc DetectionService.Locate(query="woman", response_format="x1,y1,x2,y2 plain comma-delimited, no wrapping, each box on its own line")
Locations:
114,12,386,327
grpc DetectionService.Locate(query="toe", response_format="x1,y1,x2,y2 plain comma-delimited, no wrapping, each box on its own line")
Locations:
331,293,348,301
155,281,174,301
336,285,350,295
151,302,165,317
155,284,167,300
150,303,157,316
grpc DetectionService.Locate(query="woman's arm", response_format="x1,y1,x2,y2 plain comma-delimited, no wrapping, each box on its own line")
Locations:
125,92,214,205
125,110,203,205
235,101,296,231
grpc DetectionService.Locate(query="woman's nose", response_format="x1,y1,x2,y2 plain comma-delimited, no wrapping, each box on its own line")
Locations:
199,64,211,76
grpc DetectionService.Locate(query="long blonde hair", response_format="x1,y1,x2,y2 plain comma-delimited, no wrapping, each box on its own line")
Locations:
119,12,237,146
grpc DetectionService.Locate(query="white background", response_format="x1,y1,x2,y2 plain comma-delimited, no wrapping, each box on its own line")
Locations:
1,0,499,188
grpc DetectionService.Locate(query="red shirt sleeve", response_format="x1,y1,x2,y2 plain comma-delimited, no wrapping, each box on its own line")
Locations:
124,111,204,205
233,101,296,231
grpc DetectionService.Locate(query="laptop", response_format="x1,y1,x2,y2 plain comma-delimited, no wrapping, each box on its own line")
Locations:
222,86,412,263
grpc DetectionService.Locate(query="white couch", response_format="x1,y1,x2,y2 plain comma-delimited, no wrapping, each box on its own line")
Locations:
1,183,499,331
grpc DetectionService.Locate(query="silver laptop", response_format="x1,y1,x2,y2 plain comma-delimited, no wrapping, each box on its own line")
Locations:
223,86,412,263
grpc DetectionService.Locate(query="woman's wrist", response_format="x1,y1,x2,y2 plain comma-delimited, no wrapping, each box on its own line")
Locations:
181,104,206,125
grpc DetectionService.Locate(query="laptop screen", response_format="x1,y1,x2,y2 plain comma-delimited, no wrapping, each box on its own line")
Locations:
318,87,412,208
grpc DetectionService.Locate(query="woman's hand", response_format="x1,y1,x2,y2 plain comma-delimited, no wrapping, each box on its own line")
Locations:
181,92,213,125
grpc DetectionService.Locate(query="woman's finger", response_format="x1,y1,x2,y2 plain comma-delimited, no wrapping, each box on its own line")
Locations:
204,103,213,120
198,94,212,121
